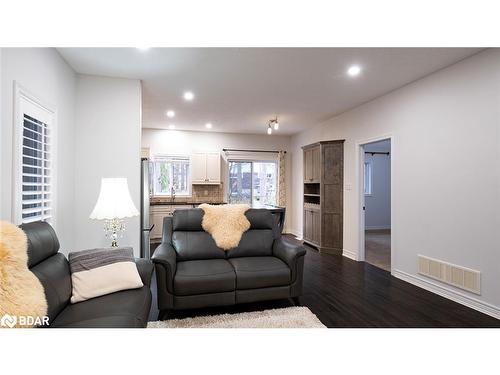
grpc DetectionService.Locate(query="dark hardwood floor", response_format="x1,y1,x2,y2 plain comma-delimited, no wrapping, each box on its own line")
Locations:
149,236,500,327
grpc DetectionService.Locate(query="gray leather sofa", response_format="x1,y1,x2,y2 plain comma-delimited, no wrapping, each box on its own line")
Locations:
152,208,306,317
21,221,153,328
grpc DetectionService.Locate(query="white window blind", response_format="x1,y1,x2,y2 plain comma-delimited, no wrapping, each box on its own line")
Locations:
13,84,56,226
21,113,52,223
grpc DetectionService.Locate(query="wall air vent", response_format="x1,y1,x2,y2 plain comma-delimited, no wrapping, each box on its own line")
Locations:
418,255,481,295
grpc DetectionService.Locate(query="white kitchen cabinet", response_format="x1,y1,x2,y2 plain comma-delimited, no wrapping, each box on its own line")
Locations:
150,205,193,241
191,152,221,184
191,153,207,183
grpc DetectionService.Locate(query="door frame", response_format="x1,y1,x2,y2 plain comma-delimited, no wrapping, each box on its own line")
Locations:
356,134,394,273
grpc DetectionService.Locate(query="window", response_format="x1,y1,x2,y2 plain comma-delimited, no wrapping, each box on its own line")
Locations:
364,161,373,196
152,156,190,196
13,85,56,225
228,160,277,206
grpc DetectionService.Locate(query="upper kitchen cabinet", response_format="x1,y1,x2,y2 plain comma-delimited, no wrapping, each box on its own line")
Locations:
192,152,221,184
303,145,320,183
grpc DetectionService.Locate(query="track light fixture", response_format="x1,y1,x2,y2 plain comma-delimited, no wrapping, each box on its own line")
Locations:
267,117,279,134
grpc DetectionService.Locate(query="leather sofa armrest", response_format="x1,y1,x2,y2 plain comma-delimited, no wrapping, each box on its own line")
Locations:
273,237,306,282
135,258,154,287
152,243,177,292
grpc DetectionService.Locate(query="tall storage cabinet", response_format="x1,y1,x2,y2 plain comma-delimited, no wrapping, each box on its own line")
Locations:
302,140,344,254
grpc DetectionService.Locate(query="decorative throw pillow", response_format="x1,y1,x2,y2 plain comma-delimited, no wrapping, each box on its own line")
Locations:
69,247,143,304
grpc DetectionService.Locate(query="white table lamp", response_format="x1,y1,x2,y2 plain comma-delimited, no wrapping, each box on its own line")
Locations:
90,178,139,247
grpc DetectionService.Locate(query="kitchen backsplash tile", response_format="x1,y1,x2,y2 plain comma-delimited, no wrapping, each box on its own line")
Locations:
150,183,225,204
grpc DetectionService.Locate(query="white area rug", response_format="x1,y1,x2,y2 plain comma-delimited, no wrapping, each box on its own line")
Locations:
147,306,326,328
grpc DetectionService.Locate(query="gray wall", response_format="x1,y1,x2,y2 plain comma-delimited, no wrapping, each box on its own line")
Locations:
74,75,142,255
1,48,77,253
1,49,142,256
364,139,391,229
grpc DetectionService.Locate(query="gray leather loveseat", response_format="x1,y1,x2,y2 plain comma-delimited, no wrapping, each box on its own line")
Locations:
22,222,153,328
152,208,306,318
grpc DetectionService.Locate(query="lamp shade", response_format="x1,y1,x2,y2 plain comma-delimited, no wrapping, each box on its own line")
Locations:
89,178,139,220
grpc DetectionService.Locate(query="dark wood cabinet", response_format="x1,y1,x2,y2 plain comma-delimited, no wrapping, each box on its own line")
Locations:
302,140,344,254
303,145,321,183
303,206,320,244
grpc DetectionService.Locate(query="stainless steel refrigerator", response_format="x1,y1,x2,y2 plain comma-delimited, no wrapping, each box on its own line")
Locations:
140,158,154,259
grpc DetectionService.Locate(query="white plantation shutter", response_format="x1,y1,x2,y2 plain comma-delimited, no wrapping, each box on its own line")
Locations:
13,83,56,226
21,114,52,223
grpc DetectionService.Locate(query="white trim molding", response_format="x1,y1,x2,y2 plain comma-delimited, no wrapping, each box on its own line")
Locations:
355,133,395,272
392,269,500,320
287,229,302,240
342,249,358,261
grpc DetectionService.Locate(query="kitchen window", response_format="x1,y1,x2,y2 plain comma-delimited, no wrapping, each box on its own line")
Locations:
152,156,191,196
228,160,277,206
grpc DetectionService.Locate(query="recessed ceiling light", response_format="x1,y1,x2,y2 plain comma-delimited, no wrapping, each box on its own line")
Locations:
347,65,362,77
137,47,150,51
183,91,194,101
166,110,175,118
168,124,175,130
205,123,213,129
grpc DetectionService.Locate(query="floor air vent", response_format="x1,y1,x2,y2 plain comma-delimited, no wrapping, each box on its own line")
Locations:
418,255,481,295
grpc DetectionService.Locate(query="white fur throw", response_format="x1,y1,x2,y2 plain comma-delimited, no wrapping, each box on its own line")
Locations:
199,204,250,250
0,221,48,328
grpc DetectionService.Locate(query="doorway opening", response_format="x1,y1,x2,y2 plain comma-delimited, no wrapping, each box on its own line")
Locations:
360,138,391,272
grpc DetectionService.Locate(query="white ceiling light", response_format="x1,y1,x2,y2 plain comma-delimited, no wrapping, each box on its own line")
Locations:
347,65,362,77
168,124,176,130
183,91,194,101
137,47,150,51
205,123,213,129
166,110,175,118
268,117,279,133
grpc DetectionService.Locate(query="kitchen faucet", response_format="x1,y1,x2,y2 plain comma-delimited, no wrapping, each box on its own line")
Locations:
171,185,176,202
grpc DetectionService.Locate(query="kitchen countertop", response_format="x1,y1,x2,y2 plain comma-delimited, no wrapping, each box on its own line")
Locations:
149,201,284,209
150,200,226,206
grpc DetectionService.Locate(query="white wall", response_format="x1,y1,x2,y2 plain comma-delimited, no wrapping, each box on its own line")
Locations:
142,128,292,231
74,75,142,256
1,48,76,253
290,49,500,316
364,140,391,229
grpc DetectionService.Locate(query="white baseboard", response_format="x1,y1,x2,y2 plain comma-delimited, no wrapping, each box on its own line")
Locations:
392,269,500,320
365,225,391,230
342,249,358,260
287,229,302,240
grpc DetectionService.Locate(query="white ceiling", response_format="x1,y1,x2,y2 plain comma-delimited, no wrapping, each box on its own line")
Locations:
58,48,482,135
